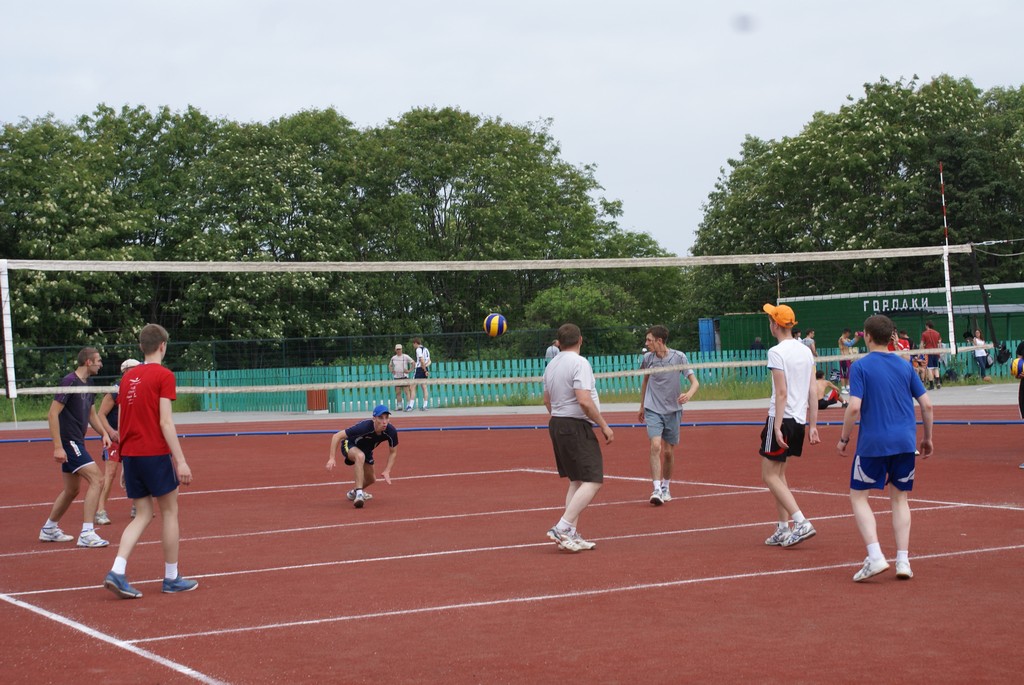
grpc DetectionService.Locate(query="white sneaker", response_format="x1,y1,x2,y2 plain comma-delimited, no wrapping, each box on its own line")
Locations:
405,404,414,412
546,527,583,552
570,531,597,550
853,557,890,582
660,487,672,502
39,526,73,543
764,526,791,546
781,520,816,547
353,491,366,509
94,510,111,526
895,561,913,579
77,530,110,548
649,490,664,506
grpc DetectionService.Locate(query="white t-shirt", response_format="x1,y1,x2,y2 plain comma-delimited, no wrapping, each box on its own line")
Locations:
390,353,414,378
543,351,600,420
416,345,431,370
767,338,814,423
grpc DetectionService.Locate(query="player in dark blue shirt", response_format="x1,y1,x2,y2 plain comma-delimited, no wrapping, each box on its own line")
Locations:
326,405,399,508
41,347,112,547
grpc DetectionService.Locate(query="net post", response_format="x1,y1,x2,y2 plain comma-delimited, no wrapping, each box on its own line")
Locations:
1,259,18,401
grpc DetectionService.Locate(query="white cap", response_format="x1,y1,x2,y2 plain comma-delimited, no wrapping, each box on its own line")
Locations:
120,358,141,373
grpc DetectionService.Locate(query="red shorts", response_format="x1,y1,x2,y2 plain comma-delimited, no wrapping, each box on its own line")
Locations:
106,441,121,463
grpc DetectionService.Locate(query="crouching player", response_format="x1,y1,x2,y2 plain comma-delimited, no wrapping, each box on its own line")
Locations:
326,405,398,508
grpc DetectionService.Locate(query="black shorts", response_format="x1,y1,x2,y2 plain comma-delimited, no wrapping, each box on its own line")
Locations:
548,416,603,483
341,440,373,466
414,368,428,379
759,416,806,462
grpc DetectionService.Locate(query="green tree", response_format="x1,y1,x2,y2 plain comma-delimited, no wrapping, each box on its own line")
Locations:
690,75,1024,317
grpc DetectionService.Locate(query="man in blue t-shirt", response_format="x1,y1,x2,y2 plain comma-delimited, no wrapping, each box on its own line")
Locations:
837,315,934,582
326,405,399,508
41,347,112,548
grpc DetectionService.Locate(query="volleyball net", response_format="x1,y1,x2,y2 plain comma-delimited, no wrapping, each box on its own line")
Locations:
4,243,1017,417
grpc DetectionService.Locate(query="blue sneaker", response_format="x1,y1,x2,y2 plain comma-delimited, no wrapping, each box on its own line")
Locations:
162,575,199,594
104,571,142,599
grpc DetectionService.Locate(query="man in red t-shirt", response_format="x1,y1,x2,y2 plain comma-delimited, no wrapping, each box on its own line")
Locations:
103,324,198,599
920,321,943,390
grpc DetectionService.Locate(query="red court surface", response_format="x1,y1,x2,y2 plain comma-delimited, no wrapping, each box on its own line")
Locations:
2,406,1022,684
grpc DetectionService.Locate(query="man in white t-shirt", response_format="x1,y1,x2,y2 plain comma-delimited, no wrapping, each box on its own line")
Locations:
412,338,431,411
542,323,614,553
760,304,820,549
389,344,415,411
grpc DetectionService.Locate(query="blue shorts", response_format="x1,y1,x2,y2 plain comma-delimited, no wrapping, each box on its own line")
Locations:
645,409,681,445
122,455,180,499
850,453,916,491
61,440,96,474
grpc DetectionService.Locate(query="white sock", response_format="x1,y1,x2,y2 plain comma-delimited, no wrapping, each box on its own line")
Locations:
867,542,884,562
896,550,909,563
165,563,178,580
652,480,661,491
661,479,670,490
44,519,59,529
792,511,807,525
81,522,94,533
111,557,128,575
777,521,789,531
557,518,573,533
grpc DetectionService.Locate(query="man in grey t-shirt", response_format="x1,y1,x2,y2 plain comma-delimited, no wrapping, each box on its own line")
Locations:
638,325,699,505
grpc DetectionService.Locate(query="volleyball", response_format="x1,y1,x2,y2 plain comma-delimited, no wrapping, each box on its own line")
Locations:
1012,357,1024,379
484,313,508,337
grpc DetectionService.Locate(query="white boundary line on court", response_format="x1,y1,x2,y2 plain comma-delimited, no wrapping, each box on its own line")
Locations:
0,592,226,684
124,542,1024,645
0,502,981,597
4,468,1020,562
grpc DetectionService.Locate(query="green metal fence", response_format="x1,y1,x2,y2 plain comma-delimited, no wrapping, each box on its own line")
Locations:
173,342,1019,414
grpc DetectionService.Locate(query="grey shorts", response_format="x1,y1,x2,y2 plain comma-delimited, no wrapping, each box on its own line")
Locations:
645,409,681,445
548,416,604,483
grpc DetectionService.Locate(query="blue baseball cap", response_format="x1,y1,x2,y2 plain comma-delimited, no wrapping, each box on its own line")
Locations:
372,404,391,417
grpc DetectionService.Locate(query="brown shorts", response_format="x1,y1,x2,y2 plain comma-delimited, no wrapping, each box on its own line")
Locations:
548,416,604,483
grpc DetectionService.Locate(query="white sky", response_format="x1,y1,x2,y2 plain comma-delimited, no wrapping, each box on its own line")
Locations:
3,1,1021,256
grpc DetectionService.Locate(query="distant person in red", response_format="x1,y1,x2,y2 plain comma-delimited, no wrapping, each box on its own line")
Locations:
104,324,197,599
919,321,942,389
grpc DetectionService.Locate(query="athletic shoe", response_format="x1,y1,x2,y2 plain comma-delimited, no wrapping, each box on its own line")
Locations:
77,530,109,548
421,404,428,411
570,532,597,550
345,490,372,501
546,527,582,552
162,576,199,593
781,520,816,547
396,406,404,411
895,561,913,579
405,404,414,412
104,572,142,599
764,526,791,546
39,526,73,543
94,510,111,526
660,487,672,503
841,401,849,408
936,383,942,389
853,557,890,582
354,491,366,508
649,490,664,506
1019,463,1024,469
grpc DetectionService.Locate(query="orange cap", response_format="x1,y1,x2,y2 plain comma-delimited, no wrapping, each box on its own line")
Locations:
763,303,797,328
